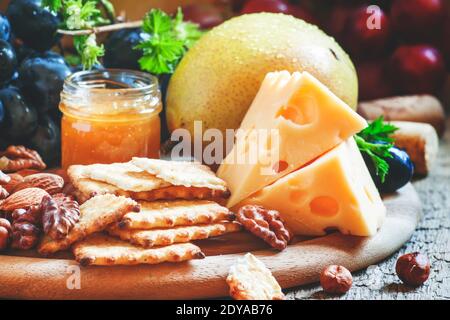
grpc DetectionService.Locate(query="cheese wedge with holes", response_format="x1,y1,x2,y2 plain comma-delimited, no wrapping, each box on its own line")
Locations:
234,138,386,236
218,71,367,208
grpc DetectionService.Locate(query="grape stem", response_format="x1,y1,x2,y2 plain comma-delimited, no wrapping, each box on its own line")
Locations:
57,20,142,36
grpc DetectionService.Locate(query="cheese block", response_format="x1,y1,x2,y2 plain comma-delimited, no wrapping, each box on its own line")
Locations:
234,138,386,236
218,71,367,207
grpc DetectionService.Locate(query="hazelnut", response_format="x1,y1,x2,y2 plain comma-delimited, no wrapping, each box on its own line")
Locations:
320,265,353,294
396,252,430,286
0,218,12,251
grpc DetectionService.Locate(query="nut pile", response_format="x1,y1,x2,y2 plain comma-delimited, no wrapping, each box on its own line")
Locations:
0,145,79,252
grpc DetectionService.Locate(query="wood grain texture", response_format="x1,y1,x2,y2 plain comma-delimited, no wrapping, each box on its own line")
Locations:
0,184,420,299
287,117,450,300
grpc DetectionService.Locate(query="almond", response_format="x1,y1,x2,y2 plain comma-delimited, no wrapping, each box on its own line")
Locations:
2,174,24,194
0,187,50,212
13,173,64,195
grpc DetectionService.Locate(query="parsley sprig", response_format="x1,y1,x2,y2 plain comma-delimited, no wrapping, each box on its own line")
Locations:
356,117,399,183
135,8,203,75
42,0,113,69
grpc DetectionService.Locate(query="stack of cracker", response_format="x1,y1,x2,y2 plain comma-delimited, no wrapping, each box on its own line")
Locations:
50,158,241,266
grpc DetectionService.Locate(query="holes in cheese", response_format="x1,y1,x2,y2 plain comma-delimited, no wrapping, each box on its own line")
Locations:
309,196,339,217
234,138,386,237
276,91,318,126
289,190,305,203
218,71,368,208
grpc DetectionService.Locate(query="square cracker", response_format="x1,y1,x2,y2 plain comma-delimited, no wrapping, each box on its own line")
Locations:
108,221,242,248
38,194,140,255
71,179,229,204
119,200,235,230
131,158,228,192
73,233,205,266
68,162,171,192
226,253,285,300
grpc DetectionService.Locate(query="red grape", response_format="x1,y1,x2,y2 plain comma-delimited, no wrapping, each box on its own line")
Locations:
357,60,394,101
182,4,225,29
343,5,391,58
390,0,447,41
389,45,446,95
441,17,450,69
324,5,353,41
241,0,290,14
289,5,320,25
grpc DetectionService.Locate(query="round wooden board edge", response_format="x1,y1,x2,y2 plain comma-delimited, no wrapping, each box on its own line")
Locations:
0,183,421,300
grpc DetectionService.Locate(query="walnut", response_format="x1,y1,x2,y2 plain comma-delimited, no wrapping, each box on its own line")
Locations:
0,146,46,173
236,205,291,251
11,205,42,250
41,194,80,240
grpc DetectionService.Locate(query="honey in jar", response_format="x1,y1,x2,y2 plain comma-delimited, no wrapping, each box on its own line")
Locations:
59,69,162,168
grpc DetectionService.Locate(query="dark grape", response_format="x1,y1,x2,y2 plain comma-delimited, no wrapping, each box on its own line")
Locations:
0,13,11,42
18,57,72,112
6,0,61,52
363,146,414,194
104,28,148,70
0,86,38,140
29,51,67,66
0,39,17,85
29,115,61,166
0,99,4,124
12,43,36,64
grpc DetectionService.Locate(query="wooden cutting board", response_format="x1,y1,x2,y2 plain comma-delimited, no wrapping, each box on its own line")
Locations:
0,183,421,300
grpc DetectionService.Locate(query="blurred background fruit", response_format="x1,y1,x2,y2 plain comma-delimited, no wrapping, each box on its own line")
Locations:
390,0,447,42
389,45,446,95
183,3,227,29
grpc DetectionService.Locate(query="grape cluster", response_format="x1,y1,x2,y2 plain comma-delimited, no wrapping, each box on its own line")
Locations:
0,0,72,166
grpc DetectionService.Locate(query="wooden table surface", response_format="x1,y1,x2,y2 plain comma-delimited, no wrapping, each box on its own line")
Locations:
286,117,450,300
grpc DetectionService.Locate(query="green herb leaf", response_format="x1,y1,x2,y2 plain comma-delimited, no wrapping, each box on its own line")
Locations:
42,0,63,12
173,8,204,48
136,8,202,75
355,135,393,183
64,0,101,30
74,34,104,69
358,116,399,143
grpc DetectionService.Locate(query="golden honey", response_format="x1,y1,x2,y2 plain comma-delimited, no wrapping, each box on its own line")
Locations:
59,69,162,168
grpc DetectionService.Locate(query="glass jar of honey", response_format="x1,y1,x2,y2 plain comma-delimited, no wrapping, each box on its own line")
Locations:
60,69,162,168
